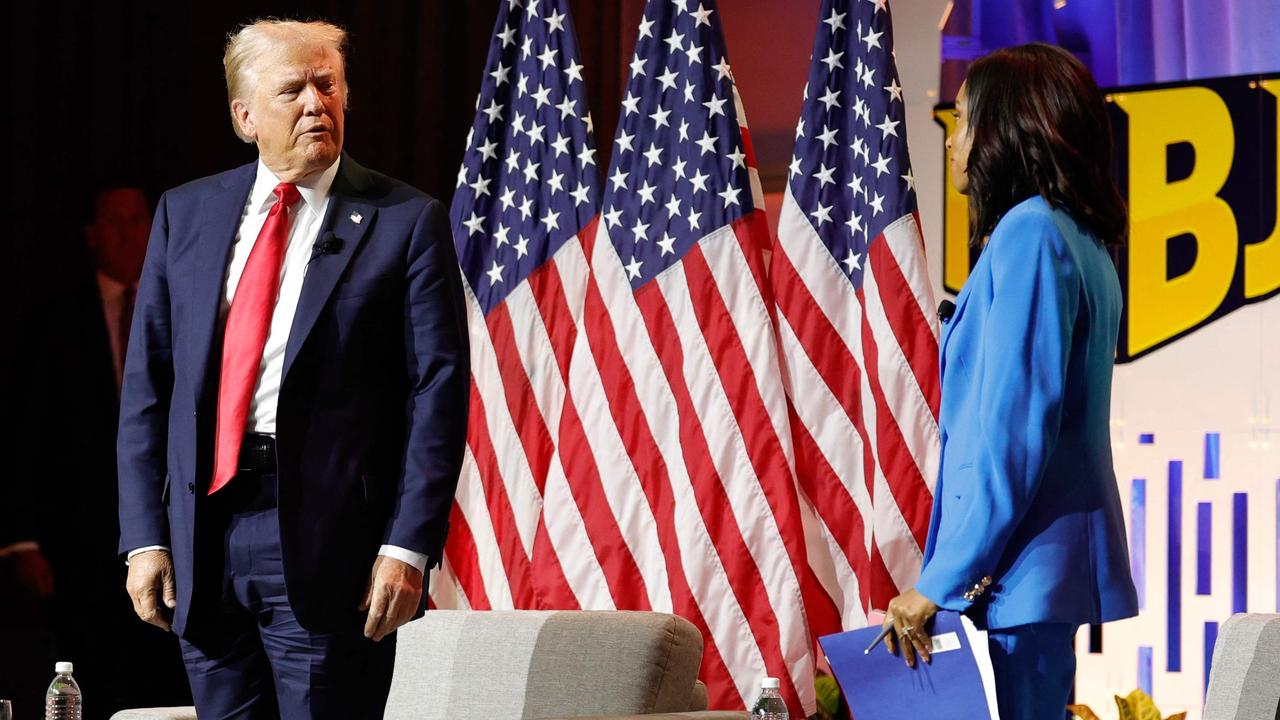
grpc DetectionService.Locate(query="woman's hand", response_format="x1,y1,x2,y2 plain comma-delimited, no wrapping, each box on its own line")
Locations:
883,588,939,668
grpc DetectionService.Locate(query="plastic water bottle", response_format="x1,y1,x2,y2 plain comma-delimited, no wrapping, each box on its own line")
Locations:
749,677,788,719
45,662,82,720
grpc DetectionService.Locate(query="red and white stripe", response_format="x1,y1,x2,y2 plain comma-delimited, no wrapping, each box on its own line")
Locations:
771,183,940,619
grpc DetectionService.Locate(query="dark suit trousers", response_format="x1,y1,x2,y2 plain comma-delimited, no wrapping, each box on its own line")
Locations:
179,470,396,720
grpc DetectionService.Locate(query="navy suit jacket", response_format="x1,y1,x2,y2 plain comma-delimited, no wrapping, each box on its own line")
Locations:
117,155,469,636
915,196,1139,629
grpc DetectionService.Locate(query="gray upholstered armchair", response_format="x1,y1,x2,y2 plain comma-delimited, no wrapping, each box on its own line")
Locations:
111,610,749,720
1203,613,1280,720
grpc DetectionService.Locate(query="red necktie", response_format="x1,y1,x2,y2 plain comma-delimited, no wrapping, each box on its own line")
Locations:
209,182,300,494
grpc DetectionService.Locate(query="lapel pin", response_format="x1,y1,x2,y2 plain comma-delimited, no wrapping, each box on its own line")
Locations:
350,211,363,224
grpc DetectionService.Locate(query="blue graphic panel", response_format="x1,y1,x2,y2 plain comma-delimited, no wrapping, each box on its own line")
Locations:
1138,646,1154,696
1204,432,1221,479
1130,478,1147,609
1139,433,1155,445
1196,502,1212,595
1232,492,1248,614
1203,621,1218,701
1167,461,1183,672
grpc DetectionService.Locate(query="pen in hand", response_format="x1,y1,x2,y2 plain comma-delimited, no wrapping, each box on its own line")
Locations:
864,623,895,654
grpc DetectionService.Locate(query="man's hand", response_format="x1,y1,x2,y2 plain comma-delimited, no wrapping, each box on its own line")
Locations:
883,587,940,668
126,549,177,632
359,555,423,642
7,548,55,597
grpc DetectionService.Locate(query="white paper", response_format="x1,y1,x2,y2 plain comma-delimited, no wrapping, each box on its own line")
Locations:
959,616,1002,719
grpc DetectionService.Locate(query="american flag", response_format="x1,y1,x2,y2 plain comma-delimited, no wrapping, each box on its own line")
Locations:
582,0,826,713
771,0,940,626
441,0,936,714
443,0,827,713
442,0,602,613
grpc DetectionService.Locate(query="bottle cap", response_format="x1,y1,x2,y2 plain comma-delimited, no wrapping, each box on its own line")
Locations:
761,677,780,690
55,661,74,674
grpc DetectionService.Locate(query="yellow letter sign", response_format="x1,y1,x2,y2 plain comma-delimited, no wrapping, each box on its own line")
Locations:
1113,87,1238,357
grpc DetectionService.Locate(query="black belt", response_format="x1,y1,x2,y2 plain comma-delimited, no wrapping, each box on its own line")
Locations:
211,433,278,512
237,432,277,473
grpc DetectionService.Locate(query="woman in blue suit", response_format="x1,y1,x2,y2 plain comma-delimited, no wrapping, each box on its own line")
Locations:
882,43,1139,718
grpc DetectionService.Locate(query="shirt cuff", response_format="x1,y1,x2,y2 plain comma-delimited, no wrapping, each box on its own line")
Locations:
0,541,40,557
125,545,170,566
378,545,428,574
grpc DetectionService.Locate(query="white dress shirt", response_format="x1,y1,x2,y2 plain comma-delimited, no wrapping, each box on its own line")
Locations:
224,158,337,433
128,158,427,574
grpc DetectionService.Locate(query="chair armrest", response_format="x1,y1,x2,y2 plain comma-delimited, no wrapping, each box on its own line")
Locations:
540,707,747,712
109,708,198,720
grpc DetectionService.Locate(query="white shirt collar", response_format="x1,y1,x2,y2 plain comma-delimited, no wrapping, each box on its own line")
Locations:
250,155,342,216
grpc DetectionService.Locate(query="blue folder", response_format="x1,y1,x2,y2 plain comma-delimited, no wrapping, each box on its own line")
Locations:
818,611,998,719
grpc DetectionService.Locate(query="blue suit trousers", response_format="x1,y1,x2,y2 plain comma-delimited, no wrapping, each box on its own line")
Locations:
178,470,396,720
986,622,1078,720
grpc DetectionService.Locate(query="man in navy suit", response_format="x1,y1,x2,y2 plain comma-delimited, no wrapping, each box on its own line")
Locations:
117,19,468,719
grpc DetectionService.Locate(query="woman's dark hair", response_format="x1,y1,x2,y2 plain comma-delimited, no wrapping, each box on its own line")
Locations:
964,42,1127,247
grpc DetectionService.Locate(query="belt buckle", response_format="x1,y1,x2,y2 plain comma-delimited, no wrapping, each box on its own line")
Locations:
239,434,273,472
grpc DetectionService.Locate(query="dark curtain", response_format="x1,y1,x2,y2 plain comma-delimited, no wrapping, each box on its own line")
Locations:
10,1,628,215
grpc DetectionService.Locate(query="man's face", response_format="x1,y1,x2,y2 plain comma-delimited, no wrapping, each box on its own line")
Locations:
235,42,346,181
86,188,151,285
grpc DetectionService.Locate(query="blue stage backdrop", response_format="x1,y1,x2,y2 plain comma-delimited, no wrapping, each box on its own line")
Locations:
938,0,1280,101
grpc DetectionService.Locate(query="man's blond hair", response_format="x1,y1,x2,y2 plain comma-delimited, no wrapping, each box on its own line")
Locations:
222,19,348,143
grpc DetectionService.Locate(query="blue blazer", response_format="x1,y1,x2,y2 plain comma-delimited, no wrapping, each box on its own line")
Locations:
915,196,1138,629
117,155,470,636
